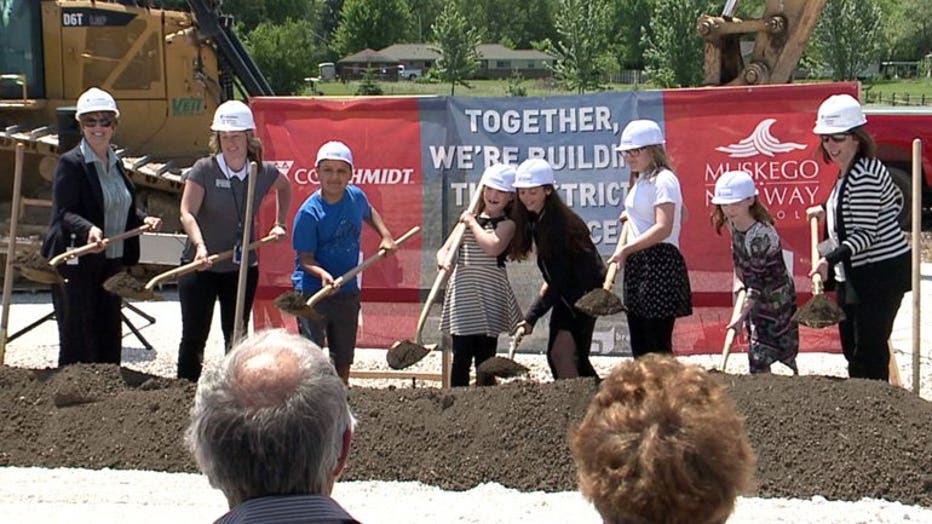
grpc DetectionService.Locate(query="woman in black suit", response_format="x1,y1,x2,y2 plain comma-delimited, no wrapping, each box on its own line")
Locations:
41,87,162,366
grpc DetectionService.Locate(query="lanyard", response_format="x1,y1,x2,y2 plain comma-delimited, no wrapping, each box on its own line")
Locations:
220,156,248,234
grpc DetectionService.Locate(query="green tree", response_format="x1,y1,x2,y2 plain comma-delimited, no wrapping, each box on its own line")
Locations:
406,0,447,43
548,0,613,93
881,0,932,61
812,0,882,80
431,2,481,96
245,18,327,94
333,0,413,56
610,0,653,71
220,0,317,32
643,0,711,87
453,0,557,50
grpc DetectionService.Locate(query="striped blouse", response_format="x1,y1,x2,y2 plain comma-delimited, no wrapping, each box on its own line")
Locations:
825,156,910,268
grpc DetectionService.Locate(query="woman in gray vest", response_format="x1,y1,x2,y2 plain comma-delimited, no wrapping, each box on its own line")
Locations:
177,100,292,381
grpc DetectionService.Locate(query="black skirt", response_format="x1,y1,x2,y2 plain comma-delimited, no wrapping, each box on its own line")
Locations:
623,242,693,319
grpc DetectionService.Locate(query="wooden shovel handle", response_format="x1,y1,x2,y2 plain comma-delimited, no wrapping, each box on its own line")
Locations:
413,184,486,344
720,288,748,371
808,215,824,294
48,224,153,266
144,234,279,290
507,325,527,360
602,221,630,290
439,182,486,269
305,226,421,308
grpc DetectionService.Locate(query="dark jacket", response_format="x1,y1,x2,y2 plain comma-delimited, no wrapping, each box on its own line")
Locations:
823,156,911,301
525,208,605,324
41,144,146,265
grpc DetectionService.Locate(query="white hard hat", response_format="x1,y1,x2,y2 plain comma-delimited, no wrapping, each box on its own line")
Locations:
75,87,119,119
711,170,758,205
316,141,354,170
813,94,866,134
211,100,255,131
513,158,555,188
616,119,665,151
480,163,516,192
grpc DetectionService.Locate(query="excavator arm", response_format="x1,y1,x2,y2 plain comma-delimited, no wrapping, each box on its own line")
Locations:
698,0,828,86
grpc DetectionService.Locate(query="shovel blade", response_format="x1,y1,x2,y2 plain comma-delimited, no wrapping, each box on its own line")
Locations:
102,273,163,301
574,289,626,317
792,294,845,329
386,340,432,370
274,291,321,320
476,356,529,385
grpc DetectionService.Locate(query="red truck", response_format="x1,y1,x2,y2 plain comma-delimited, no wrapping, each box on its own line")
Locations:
863,106,932,226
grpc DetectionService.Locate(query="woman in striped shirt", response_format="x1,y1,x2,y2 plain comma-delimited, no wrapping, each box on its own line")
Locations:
807,94,911,381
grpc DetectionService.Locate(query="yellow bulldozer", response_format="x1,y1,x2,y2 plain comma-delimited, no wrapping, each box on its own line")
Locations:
0,0,272,239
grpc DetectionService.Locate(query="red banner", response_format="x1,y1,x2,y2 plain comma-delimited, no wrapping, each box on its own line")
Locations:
664,83,857,354
250,97,423,347
248,84,854,355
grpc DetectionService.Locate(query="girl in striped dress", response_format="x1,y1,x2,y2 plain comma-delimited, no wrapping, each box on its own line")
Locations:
711,170,799,374
438,164,522,387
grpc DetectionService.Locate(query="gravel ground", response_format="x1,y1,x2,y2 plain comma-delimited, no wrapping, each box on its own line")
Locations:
1,264,930,523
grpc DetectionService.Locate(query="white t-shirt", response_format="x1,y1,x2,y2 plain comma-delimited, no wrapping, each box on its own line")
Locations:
624,168,683,248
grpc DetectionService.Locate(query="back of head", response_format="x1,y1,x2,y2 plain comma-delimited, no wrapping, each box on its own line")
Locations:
186,329,353,506
570,355,754,524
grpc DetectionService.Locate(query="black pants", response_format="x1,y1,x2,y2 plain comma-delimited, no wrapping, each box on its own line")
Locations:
837,284,903,381
450,334,498,387
177,266,258,381
626,313,675,358
52,257,124,366
547,301,599,379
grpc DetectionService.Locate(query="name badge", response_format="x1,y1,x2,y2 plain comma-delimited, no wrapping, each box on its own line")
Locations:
215,178,231,189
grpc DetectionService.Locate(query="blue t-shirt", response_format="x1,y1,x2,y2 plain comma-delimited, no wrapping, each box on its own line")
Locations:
291,185,372,293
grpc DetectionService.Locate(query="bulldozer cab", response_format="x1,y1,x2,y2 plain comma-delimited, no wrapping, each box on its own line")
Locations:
0,0,44,100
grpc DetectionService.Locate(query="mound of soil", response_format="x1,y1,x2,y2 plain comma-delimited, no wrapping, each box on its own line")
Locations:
0,364,929,505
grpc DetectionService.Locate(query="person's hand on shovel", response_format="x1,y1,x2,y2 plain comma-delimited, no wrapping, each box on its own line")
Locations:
607,213,629,266
809,257,829,283
378,234,397,255
143,216,163,232
725,293,754,331
86,226,108,253
269,223,287,241
806,205,825,221
193,241,213,270
515,320,534,336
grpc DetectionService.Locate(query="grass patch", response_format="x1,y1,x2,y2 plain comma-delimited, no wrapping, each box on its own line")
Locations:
862,79,932,105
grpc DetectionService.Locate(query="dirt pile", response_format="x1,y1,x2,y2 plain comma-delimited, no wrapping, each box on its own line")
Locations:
0,364,929,505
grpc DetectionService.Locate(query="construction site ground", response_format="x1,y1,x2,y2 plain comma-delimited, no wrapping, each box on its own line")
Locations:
0,229,929,523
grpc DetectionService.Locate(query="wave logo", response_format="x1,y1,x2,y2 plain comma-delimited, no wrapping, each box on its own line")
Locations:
272,160,294,177
715,119,806,158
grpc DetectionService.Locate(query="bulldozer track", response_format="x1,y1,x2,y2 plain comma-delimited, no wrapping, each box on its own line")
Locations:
0,126,190,194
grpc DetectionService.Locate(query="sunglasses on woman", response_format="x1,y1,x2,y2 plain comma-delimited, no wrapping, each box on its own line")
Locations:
81,117,114,128
621,147,645,156
820,133,851,143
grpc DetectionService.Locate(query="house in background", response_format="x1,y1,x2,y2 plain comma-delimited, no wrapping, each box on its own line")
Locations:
379,44,439,79
476,44,554,79
337,43,556,81
336,48,400,81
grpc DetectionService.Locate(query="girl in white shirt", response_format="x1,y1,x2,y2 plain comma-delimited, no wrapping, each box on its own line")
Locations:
608,120,692,357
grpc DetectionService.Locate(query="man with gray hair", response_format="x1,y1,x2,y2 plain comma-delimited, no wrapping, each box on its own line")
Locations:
186,329,359,523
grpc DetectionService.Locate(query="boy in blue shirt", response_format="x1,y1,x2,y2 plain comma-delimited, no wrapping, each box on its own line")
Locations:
292,141,396,384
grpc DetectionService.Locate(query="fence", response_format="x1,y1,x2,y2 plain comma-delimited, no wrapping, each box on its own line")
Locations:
863,91,932,106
